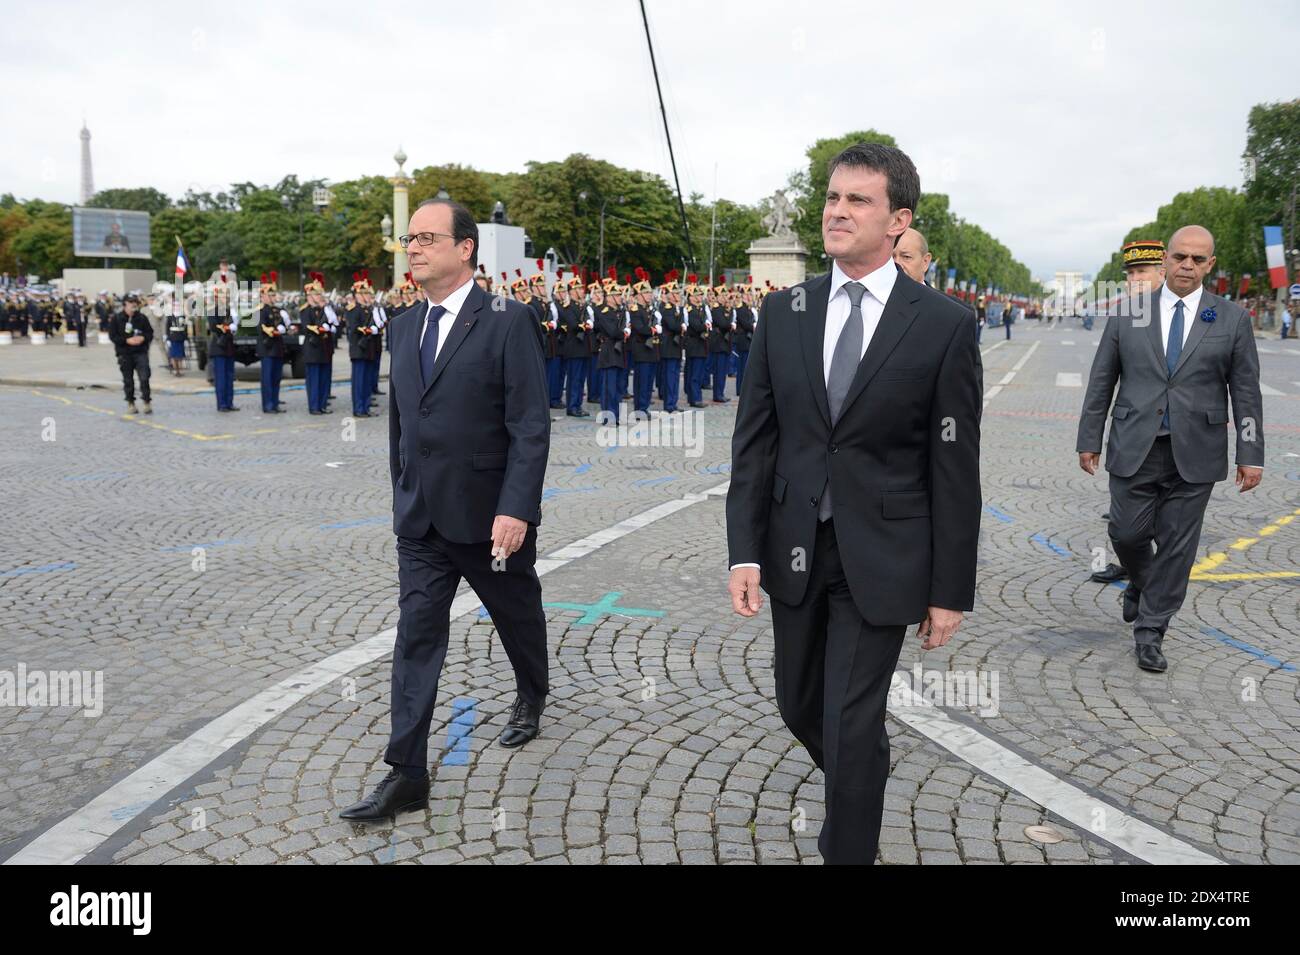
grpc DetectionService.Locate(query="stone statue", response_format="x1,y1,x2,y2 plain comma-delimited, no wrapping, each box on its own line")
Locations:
761,189,802,239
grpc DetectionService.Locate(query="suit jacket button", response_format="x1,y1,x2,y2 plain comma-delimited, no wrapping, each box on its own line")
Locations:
1157,408,1164,415
829,444,838,453
420,447,430,457
420,408,430,418
810,497,817,507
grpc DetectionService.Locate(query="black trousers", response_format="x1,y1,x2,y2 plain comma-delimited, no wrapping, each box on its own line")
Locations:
1108,436,1214,646
770,519,906,865
116,350,151,402
385,521,549,771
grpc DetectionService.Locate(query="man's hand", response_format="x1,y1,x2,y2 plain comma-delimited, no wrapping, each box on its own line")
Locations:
126,335,144,346
917,607,963,650
1078,452,1099,475
1235,465,1262,493
491,515,528,561
728,567,763,617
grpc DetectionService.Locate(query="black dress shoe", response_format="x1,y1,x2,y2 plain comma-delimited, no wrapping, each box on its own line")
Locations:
712,397,730,404
1090,562,1129,584
1136,644,1167,672
1102,511,1110,520
566,409,591,417
689,401,706,408
550,402,565,409
354,411,372,418
498,696,542,748
1122,585,1140,623
339,769,429,822
309,409,322,415
374,389,385,395
321,408,333,414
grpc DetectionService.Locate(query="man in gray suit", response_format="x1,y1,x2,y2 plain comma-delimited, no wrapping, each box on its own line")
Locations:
1077,225,1264,672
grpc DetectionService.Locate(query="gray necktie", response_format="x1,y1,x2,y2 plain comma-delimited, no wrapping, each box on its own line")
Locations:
821,281,866,521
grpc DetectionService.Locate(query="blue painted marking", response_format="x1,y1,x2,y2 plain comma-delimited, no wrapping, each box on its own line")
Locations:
476,605,490,619
319,516,388,530
0,562,77,578
109,799,155,821
701,463,732,474
574,463,592,474
158,539,246,553
1200,627,1296,671
540,486,598,502
983,503,1014,523
441,697,478,765
1110,580,1127,589
632,475,675,488
1030,533,1071,558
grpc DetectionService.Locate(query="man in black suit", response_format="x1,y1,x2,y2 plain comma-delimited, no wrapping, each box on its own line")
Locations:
340,198,551,823
726,143,982,864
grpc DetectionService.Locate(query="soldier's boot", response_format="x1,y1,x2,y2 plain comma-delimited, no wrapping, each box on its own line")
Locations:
126,401,138,415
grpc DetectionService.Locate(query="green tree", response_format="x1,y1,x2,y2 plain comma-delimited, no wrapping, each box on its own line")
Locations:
786,129,898,262
410,164,494,222
86,187,171,215
1244,99,1300,254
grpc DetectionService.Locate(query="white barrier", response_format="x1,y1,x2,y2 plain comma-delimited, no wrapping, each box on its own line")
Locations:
30,331,46,345
64,332,79,345
0,332,12,346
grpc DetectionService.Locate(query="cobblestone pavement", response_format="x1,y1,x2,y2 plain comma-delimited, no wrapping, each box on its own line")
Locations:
1,323,1297,864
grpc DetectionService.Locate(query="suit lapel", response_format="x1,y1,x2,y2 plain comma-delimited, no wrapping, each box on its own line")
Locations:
798,272,832,428
1144,287,1166,377
420,282,482,399
834,270,920,425
1170,289,1213,378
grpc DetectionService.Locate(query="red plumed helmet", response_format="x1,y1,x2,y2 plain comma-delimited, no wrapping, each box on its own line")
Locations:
515,268,522,278
478,264,486,274
557,268,565,278
501,272,508,281
260,273,268,284
607,266,617,281
687,273,698,284
747,274,753,283
536,258,544,270
404,271,412,282
270,271,278,284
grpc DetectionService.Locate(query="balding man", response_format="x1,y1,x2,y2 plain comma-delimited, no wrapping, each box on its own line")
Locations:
1077,225,1264,673
892,227,932,284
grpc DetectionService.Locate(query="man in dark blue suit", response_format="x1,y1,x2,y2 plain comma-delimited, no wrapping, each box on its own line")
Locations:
341,198,551,823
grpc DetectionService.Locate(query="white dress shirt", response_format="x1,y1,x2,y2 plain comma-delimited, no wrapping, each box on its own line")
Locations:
731,258,899,572
418,276,475,360
1159,281,1200,356
823,258,897,385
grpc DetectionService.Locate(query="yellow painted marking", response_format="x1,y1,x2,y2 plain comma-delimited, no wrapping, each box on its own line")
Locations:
1228,538,1257,550
1191,571,1300,581
1190,552,1229,574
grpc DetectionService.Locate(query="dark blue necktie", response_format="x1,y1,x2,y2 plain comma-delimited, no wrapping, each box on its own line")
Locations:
1163,300,1184,429
420,305,446,386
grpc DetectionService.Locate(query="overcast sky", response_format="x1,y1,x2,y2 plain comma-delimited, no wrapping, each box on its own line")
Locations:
2,0,1295,277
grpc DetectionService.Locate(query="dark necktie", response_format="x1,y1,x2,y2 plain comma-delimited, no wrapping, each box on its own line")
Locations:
420,304,446,386
1163,300,1184,430
821,281,867,521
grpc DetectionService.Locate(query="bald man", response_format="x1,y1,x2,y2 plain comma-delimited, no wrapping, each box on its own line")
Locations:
1077,225,1264,673
892,227,932,284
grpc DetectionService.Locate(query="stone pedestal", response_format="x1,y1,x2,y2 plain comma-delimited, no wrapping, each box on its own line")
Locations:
747,235,808,288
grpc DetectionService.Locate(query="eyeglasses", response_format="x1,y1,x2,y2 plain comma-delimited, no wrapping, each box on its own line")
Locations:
398,231,456,249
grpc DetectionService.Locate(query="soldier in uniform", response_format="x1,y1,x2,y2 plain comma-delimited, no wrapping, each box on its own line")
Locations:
732,283,755,396
683,277,710,408
346,270,384,418
628,271,660,417
656,278,684,413
605,278,632,401
207,283,239,412
300,272,334,414
165,291,189,376
708,278,733,403
542,269,567,409
586,278,604,405
561,275,592,417
109,293,153,414
257,272,289,412
594,278,627,425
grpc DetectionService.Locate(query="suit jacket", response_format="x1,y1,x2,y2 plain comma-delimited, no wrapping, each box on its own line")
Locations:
1076,288,1264,483
726,267,982,625
388,281,550,543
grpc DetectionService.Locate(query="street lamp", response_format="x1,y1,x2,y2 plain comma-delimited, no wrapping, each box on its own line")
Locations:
578,191,625,278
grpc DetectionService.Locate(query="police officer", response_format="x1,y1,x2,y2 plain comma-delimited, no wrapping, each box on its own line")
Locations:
300,272,334,414
257,272,289,412
109,293,153,414
208,284,238,412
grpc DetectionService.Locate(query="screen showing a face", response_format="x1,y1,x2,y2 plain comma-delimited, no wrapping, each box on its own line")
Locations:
72,207,152,260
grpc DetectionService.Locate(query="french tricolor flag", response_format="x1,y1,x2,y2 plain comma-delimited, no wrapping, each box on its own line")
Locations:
1264,225,1287,288
175,238,192,278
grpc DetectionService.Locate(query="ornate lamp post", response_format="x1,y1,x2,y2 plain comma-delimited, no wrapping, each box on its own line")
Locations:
383,147,413,283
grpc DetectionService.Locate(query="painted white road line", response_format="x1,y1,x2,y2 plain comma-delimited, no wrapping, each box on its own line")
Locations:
1258,383,1285,396
984,340,1041,409
1056,372,1083,388
980,340,1006,358
1061,340,1076,346
5,480,732,865
888,675,1224,864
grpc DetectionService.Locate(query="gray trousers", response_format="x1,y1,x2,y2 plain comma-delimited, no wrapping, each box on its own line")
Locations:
1108,436,1214,646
